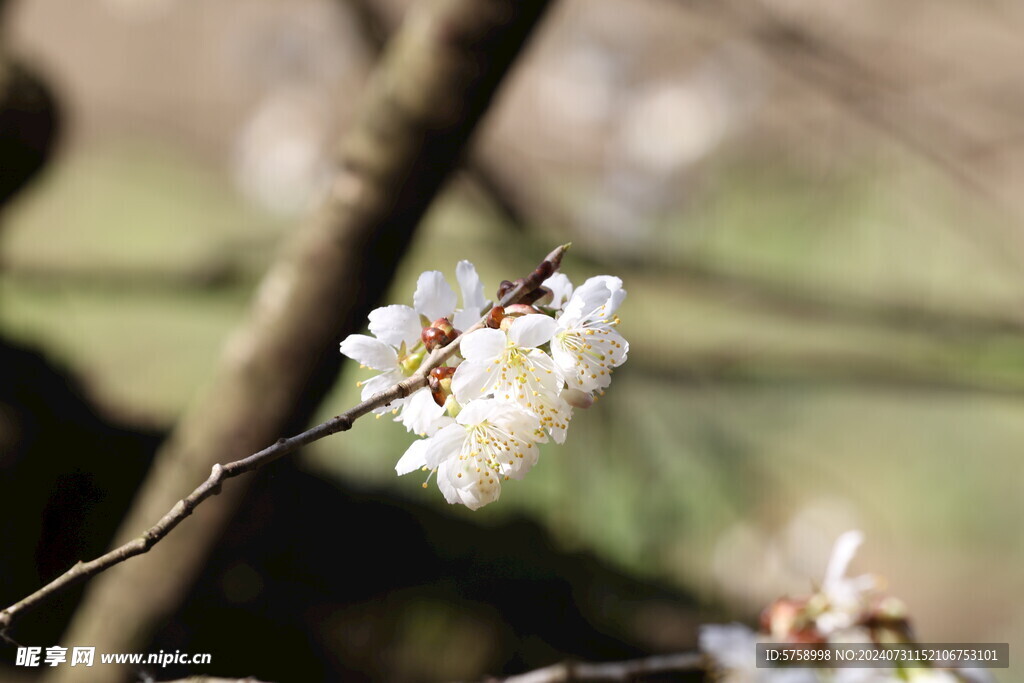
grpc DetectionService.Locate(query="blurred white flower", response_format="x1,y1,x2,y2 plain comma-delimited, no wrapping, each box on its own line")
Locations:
700,623,818,683
814,530,878,636
234,91,333,216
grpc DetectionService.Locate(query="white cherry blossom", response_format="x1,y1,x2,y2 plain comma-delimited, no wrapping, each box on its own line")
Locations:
340,260,488,423
541,272,574,311
699,623,817,683
452,314,573,443
337,333,415,413
550,276,628,393
342,255,627,509
814,530,878,636
397,399,545,510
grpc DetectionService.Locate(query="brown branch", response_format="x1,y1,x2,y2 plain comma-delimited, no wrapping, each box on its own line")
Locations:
482,652,706,682
0,244,567,641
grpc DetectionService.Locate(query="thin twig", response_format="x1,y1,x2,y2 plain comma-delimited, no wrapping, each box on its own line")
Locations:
0,244,568,640
484,652,706,682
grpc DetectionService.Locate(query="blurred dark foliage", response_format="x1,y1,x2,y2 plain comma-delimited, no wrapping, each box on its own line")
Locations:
0,56,60,208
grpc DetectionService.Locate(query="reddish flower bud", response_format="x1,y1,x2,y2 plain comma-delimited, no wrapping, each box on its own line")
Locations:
504,304,537,317
497,280,516,300
428,366,456,406
431,317,457,337
761,597,823,644
421,326,446,351
485,306,505,329
562,388,594,409
422,318,459,350
430,366,456,381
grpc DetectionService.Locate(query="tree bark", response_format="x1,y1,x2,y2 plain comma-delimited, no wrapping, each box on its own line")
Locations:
44,1,552,681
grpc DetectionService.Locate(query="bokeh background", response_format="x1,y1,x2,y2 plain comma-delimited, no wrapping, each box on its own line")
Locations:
1,0,1022,680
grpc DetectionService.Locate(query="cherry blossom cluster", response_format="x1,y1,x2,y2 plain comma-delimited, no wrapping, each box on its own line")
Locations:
339,260,628,510
701,532,991,683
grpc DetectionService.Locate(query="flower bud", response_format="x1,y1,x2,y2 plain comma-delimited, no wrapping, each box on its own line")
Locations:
503,304,537,317
421,326,446,351
443,394,461,418
761,597,821,644
430,386,446,407
400,350,425,375
561,388,594,409
431,317,457,338
430,366,456,380
485,306,505,329
429,366,457,406
497,280,516,300
421,318,460,350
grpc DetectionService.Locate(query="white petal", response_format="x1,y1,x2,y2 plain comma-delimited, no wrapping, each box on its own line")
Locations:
494,403,543,434
607,329,629,365
606,286,627,316
580,275,623,295
438,458,500,510
459,328,506,361
436,460,463,505
551,342,609,393
699,623,758,671
359,371,406,414
451,361,495,404
359,370,404,405
462,482,499,510
455,397,504,425
824,530,864,588
542,273,573,311
453,307,482,333
540,395,572,444
456,260,487,314
396,387,452,436
413,270,457,321
395,438,429,475
340,334,398,371
423,423,466,468
561,277,620,326
368,305,422,348
508,314,556,348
